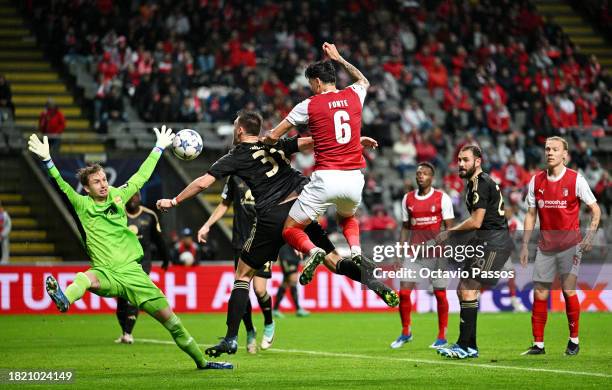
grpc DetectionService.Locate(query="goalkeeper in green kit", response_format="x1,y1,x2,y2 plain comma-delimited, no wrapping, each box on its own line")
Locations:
27,127,232,370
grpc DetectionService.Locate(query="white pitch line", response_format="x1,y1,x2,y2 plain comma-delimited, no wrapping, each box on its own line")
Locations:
138,338,612,379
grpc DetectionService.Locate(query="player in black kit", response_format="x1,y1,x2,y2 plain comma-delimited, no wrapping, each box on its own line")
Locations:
156,110,399,357
116,191,170,344
436,145,513,359
198,175,277,353
274,244,309,318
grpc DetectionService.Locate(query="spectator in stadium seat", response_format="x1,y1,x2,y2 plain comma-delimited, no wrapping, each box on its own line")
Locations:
38,99,66,152
442,75,471,112
392,133,417,179
594,171,611,217
0,74,14,121
0,200,10,264
486,100,511,145
172,228,201,266
400,99,432,134
97,51,119,83
426,57,448,94
367,207,397,231
102,86,127,129
481,77,507,111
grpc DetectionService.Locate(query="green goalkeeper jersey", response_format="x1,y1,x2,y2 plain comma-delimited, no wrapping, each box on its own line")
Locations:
48,150,162,269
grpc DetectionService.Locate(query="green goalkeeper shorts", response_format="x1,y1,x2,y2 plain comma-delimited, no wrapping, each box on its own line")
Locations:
89,260,167,308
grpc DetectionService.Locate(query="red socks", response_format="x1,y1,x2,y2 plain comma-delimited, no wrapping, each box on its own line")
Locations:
565,294,580,338
338,216,360,248
282,226,316,254
531,297,548,342
434,290,449,340
399,289,412,336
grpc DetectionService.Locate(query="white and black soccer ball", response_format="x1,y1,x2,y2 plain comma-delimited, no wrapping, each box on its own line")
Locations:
172,129,203,161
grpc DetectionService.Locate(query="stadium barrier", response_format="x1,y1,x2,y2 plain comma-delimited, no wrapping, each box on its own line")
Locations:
0,264,610,314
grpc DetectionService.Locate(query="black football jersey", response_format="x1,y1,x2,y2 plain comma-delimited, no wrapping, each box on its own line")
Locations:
222,175,256,250
465,172,512,248
127,206,169,271
208,137,308,213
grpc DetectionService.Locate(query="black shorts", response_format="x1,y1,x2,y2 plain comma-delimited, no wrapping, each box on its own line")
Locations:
462,245,512,286
233,249,271,279
240,199,335,271
280,257,299,276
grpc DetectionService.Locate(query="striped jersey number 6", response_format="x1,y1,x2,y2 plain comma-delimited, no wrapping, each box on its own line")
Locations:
334,110,351,144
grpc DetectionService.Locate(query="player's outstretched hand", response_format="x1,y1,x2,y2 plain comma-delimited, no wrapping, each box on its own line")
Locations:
519,245,529,268
197,224,210,244
154,125,175,149
156,198,174,212
28,133,51,161
360,136,378,149
322,42,341,61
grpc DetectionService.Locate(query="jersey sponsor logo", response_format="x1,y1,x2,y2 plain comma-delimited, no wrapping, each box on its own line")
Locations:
410,216,438,226
538,199,568,209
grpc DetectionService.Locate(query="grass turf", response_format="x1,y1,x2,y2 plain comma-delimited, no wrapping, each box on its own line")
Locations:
1,312,611,389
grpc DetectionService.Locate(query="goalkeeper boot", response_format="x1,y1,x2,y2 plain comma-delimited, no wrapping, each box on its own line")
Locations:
390,334,413,349
521,344,546,355
246,329,257,354
205,337,238,358
565,340,579,356
367,279,400,307
199,361,234,370
261,322,275,350
299,248,325,285
45,275,69,312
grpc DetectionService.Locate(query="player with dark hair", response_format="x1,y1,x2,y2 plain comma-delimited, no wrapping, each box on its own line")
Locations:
115,191,170,344
274,244,309,318
263,42,371,286
156,110,399,357
198,175,277,353
520,136,600,356
28,128,232,370
391,162,454,349
436,145,514,359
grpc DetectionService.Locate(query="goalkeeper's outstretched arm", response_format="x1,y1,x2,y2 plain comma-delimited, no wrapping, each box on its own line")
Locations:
28,134,87,211
117,126,175,202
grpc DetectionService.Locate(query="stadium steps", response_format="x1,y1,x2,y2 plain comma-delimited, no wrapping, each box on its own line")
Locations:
0,157,64,263
0,1,103,155
535,0,612,67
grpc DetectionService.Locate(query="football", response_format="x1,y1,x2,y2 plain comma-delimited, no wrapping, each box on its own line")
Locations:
172,129,203,161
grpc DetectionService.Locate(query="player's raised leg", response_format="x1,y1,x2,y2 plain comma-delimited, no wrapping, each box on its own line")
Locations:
46,271,98,312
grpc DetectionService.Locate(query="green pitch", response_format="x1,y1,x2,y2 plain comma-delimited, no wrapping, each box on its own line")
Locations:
2,312,611,389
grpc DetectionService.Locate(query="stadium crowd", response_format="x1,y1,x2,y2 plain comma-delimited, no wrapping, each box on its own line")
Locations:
26,0,612,235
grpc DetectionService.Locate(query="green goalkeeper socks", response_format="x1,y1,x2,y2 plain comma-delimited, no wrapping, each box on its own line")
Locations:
64,272,91,304
163,314,207,368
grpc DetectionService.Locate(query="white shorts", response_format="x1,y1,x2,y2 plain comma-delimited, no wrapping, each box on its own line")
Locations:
290,170,365,223
532,245,582,284
402,257,449,289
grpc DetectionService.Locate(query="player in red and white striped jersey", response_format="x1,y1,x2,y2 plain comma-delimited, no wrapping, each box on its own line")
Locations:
390,162,454,350
263,42,382,292
520,136,601,356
